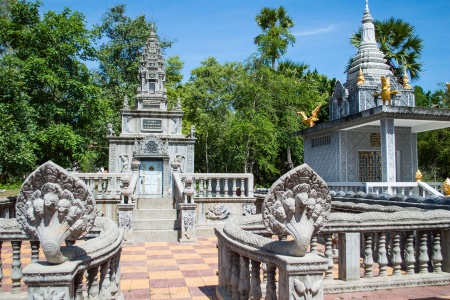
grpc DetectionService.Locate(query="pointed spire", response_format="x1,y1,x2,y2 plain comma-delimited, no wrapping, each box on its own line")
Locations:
346,0,391,81
403,71,412,89
357,67,365,86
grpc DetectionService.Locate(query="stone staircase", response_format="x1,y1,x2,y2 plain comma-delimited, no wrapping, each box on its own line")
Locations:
133,197,180,242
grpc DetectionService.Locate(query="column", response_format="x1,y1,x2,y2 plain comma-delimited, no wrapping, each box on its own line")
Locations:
380,119,396,183
179,203,197,244
338,232,361,281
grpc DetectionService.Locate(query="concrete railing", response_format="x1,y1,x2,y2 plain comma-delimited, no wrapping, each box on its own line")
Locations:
327,181,445,197
0,217,123,299
76,172,132,201
181,173,254,198
321,204,450,293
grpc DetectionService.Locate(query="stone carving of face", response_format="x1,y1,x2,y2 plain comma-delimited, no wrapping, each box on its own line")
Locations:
33,198,45,216
57,199,71,216
44,192,59,211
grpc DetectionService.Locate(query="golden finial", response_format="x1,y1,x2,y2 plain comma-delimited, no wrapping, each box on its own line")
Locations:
373,76,398,105
403,71,411,89
357,67,365,86
443,178,450,197
297,105,322,127
415,170,422,182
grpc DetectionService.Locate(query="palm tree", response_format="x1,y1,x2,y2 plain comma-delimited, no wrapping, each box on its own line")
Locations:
350,17,423,81
254,6,296,69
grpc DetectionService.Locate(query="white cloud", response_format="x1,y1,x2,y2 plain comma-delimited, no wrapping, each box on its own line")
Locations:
294,24,342,37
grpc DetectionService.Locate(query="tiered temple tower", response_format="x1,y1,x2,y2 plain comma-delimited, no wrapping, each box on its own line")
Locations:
107,28,195,196
296,0,450,183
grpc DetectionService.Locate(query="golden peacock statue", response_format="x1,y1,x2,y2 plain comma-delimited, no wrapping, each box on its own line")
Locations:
297,105,322,127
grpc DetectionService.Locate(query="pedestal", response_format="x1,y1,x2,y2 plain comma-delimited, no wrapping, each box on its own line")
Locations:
179,203,197,244
118,203,135,242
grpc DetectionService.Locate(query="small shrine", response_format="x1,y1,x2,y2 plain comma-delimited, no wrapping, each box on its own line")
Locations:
295,1,450,183
107,27,195,196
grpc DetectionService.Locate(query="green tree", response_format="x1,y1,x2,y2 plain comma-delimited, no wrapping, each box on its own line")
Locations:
350,17,423,81
0,0,108,181
254,6,296,69
417,84,450,181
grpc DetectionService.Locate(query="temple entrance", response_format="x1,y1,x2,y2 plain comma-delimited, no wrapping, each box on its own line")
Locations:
139,159,163,195
359,151,382,182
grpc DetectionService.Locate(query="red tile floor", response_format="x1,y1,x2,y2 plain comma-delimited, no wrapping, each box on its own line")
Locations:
1,238,450,299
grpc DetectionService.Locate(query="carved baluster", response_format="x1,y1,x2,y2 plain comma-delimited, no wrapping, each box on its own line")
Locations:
87,266,100,299
225,249,233,296
207,179,212,197
241,179,246,197
404,231,415,275
106,177,113,197
199,178,204,197
392,232,402,276
265,264,277,300
98,178,103,198
216,178,220,197
378,232,388,277
432,231,443,273
364,233,373,278
419,232,429,274
74,272,84,300
230,252,240,299
109,256,118,298
250,260,262,300
232,179,237,197
11,241,22,293
100,260,111,298
310,234,318,254
324,233,334,280
224,178,228,197
30,240,40,263
238,256,250,299
0,241,3,288
262,263,267,283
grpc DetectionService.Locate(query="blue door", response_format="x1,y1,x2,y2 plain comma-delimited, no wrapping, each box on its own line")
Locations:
139,160,163,195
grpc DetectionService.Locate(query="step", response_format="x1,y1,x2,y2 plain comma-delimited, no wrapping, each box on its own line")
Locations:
134,209,178,220
137,198,174,210
133,230,179,242
134,219,180,230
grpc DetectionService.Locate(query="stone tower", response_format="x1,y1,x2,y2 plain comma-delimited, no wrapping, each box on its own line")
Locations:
107,27,195,196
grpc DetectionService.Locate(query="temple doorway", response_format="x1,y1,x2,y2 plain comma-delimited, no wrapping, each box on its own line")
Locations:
359,151,382,182
139,159,163,195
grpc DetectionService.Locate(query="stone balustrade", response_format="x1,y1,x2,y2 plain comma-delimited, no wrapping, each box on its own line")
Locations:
0,197,16,219
216,223,328,300
321,207,450,293
0,217,123,299
76,172,133,201
328,181,444,197
181,173,254,198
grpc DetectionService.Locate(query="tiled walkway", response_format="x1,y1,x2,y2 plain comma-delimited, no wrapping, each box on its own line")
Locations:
1,238,450,299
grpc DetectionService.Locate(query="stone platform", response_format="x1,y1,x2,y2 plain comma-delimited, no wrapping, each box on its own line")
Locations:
1,238,450,299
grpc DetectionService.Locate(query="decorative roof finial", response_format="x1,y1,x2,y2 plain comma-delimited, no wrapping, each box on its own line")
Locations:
403,71,412,89
357,67,365,86
365,0,369,13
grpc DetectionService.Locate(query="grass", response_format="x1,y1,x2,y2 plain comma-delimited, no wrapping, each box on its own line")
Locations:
0,188,20,198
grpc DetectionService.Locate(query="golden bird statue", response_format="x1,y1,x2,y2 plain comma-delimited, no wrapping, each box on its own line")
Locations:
297,105,322,127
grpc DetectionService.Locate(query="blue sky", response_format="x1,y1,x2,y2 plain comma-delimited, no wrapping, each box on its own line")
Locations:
42,0,450,92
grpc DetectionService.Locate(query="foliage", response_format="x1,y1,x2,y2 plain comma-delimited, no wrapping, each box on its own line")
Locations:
182,56,333,186
416,84,450,181
254,6,296,69
0,0,108,182
349,17,423,82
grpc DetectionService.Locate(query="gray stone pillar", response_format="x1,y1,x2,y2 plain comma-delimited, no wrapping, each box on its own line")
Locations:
277,253,328,300
118,204,135,242
440,230,450,272
380,119,396,183
338,232,361,281
179,203,197,244
23,261,78,300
